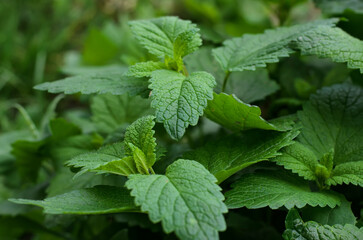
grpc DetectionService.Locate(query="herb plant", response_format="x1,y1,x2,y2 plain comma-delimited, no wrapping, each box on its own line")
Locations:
2,2,363,240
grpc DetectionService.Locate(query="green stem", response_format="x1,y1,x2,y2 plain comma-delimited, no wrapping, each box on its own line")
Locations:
221,71,231,92
149,167,155,174
182,65,189,76
14,104,40,139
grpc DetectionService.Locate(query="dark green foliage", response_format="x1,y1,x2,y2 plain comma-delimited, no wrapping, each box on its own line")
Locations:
1,1,363,240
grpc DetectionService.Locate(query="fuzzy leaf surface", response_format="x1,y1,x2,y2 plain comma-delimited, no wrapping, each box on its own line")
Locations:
66,142,138,177
213,19,337,72
129,16,201,58
184,129,298,183
225,170,341,209
34,73,149,96
150,70,215,140
296,83,363,186
124,115,157,169
283,209,363,240
294,26,363,73
126,159,227,240
127,61,167,78
10,186,136,214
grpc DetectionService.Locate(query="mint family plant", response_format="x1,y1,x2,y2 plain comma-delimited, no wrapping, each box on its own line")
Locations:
11,16,363,240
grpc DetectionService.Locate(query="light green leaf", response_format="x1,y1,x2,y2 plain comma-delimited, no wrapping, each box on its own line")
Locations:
127,61,167,78
184,129,299,183
124,115,156,169
34,73,149,96
225,170,341,209
67,116,157,176
91,94,152,134
173,29,202,64
130,16,201,59
10,186,136,214
204,93,278,132
150,70,215,140
126,159,227,240
66,142,138,177
213,19,337,72
283,208,363,240
294,26,363,73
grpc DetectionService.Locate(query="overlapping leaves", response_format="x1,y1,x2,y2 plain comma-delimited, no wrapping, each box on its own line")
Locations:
67,115,157,177
273,83,363,187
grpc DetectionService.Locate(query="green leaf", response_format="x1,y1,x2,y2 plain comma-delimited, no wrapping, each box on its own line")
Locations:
67,142,138,177
222,70,280,103
185,48,280,103
297,83,363,186
124,115,156,169
283,208,363,240
129,16,201,59
294,26,363,73
204,93,278,132
10,186,136,214
82,28,119,65
213,19,337,72
225,170,341,209
314,0,363,14
302,199,356,225
67,116,157,176
34,73,149,96
91,94,152,134
126,159,227,240
127,61,167,78
272,142,319,181
184,129,299,183
150,70,215,140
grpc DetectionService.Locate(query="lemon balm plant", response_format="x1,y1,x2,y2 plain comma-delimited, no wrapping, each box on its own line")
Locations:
10,16,363,240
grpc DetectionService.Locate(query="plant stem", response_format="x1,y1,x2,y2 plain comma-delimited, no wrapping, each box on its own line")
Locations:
182,65,189,76
14,104,40,139
221,71,231,92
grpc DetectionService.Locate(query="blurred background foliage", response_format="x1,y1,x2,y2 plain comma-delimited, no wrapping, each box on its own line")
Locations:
0,0,362,239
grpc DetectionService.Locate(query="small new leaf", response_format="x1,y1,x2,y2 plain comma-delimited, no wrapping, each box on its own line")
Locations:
150,70,215,140
67,116,157,176
126,159,227,240
130,16,201,59
66,142,138,177
124,115,157,170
